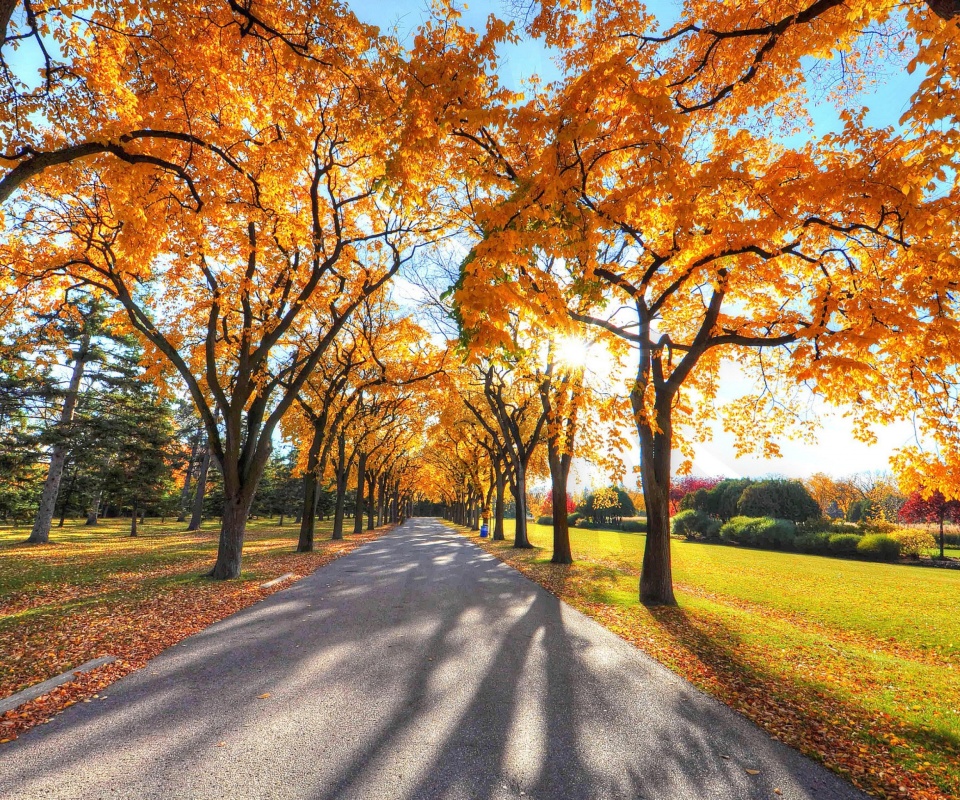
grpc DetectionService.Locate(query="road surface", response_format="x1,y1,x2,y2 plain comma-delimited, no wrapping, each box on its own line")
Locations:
0,518,866,800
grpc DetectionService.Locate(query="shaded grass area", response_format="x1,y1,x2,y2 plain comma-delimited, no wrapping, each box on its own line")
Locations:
0,516,386,742
460,520,960,800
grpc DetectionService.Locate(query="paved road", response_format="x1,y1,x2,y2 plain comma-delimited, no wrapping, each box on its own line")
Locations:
0,518,866,800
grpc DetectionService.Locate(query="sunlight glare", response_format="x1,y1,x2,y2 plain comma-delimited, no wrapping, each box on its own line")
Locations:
556,336,592,368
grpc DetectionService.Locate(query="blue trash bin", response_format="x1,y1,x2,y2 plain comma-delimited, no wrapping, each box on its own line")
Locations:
480,523,489,538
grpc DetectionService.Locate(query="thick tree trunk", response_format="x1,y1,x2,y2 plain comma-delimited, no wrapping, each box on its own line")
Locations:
278,512,284,526
130,505,138,537
188,444,211,532
353,452,367,534
637,403,676,606
377,474,387,527
298,472,319,552
493,468,506,541
297,424,327,552
177,439,199,522
28,335,89,543
85,491,101,525
366,471,377,530
207,492,253,579
469,491,479,531
513,463,532,548
549,451,574,565
332,433,348,540
332,471,347,540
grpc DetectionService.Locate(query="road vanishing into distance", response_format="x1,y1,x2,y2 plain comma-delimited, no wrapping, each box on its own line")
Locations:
0,518,867,800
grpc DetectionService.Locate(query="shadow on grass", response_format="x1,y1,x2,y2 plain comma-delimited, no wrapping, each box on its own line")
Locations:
643,603,960,798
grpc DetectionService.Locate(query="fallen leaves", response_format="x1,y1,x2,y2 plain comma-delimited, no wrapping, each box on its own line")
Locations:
0,523,390,743
462,527,960,800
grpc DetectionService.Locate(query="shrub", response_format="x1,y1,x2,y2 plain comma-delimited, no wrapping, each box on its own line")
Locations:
753,518,797,549
828,533,862,556
671,509,719,540
796,518,847,535
620,519,647,533
891,528,937,558
535,515,553,526
857,534,901,562
795,532,831,554
723,516,796,549
684,479,755,521
567,512,582,526
737,480,820,522
720,516,754,543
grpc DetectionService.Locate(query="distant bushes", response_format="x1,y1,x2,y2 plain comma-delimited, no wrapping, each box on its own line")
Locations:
891,528,937,558
679,515,911,564
827,533,862,556
720,516,797,549
857,534,901,562
671,509,720,540
536,515,554,526
679,478,819,522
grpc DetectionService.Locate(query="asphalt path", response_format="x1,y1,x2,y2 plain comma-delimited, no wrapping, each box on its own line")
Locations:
0,518,867,800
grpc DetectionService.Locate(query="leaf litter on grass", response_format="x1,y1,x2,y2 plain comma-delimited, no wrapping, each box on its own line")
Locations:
0,523,390,743
458,525,959,800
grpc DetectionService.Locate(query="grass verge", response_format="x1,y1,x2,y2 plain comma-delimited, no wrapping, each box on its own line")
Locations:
454,520,960,800
0,516,389,743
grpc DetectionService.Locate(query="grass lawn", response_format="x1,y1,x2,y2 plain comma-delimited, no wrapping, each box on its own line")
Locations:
0,515,384,742
462,520,960,800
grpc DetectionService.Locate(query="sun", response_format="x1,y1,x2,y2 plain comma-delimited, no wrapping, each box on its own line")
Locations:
555,336,591,369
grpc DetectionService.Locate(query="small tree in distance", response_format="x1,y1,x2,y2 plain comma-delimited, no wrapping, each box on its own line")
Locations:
899,491,960,560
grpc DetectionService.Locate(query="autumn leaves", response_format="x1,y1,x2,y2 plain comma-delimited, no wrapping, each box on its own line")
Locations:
2,1,960,604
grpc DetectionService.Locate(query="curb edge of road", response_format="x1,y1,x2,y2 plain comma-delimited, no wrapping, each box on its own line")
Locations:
0,656,117,716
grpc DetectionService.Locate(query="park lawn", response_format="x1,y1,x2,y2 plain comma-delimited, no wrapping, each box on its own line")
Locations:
462,521,960,800
0,516,385,742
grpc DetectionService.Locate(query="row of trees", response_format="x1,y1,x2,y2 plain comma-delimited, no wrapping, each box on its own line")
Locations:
3,0,960,604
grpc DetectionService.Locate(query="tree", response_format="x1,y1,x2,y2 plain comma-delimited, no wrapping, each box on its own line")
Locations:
899,490,960,559
670,476,723,514
5,4,449,577
736,480,820,522
452,3,932,604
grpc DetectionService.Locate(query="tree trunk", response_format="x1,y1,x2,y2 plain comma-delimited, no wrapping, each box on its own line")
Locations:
940,517,946,559
332,433,348,540
188,443,212,532
513,463,533,548
278,512,284,527
377,474,387,527
130,505,138,537
549,450,574,565
177,439,198,522
353,452,367,534
298,472,319,552
207,491,253,579
494,468,506,541
366,471,377,530
637,402,676,606
28,334,90,544
297,423,327,552
85,491,101,525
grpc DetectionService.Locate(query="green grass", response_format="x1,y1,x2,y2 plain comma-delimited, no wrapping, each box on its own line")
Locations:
483,520,960,798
